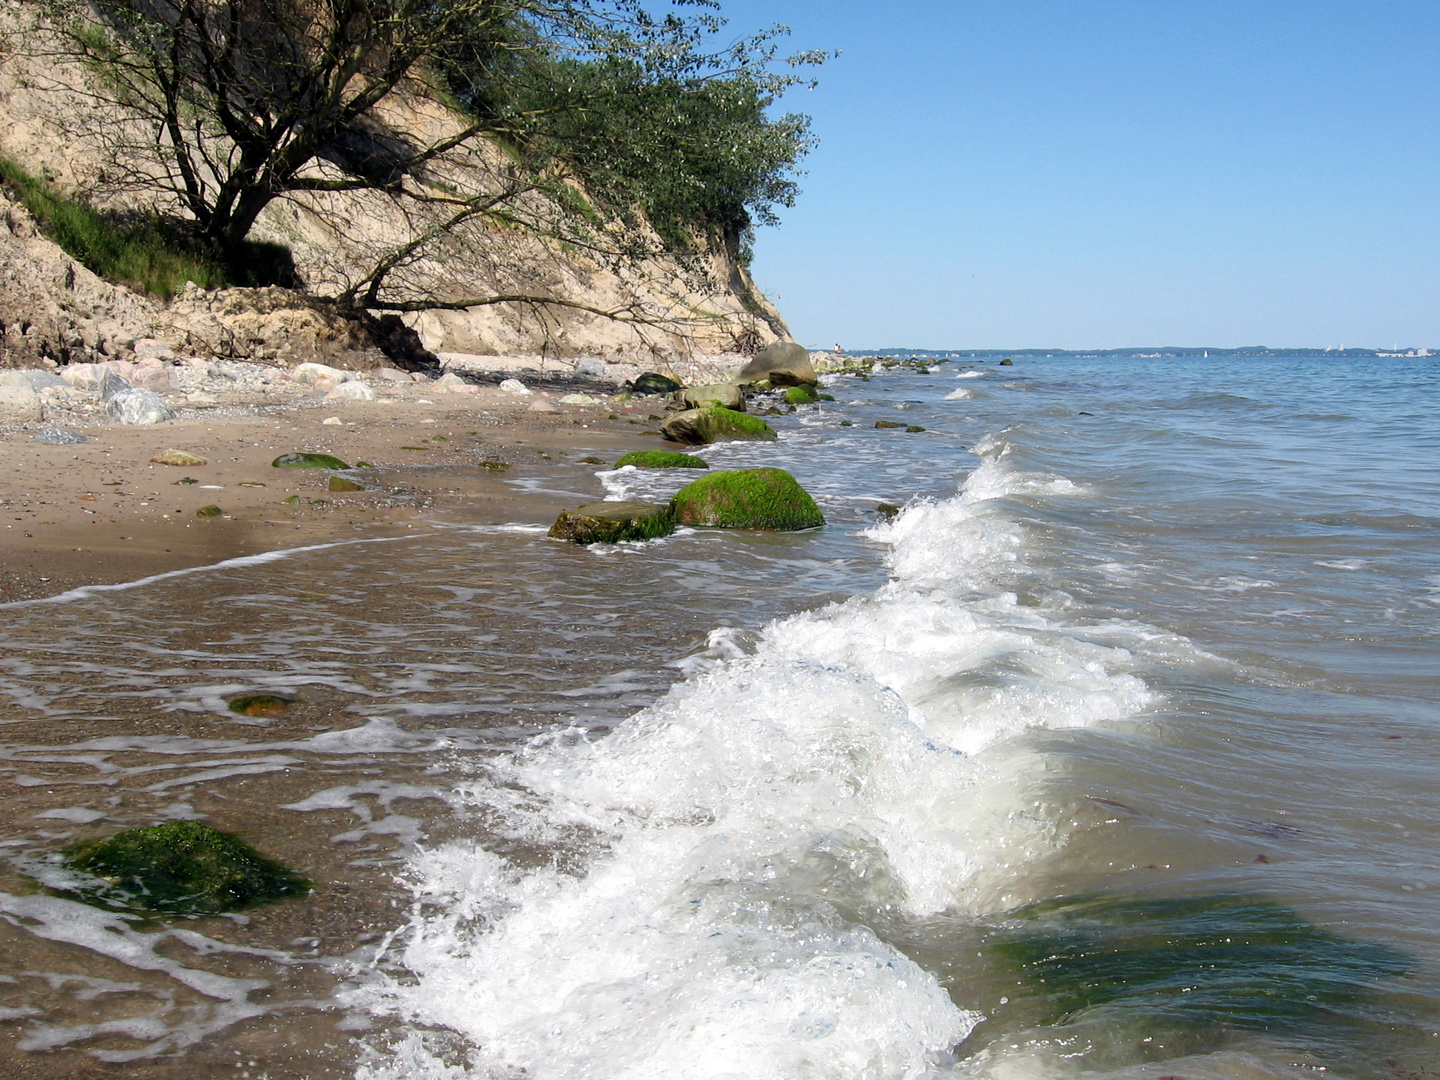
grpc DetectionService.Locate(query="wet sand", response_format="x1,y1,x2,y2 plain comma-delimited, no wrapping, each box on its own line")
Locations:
1,387,679,602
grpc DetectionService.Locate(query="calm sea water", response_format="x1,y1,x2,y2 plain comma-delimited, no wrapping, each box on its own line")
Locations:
0,355,1436,1079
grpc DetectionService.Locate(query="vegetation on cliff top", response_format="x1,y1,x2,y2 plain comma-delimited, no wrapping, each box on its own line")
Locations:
26,0,824,313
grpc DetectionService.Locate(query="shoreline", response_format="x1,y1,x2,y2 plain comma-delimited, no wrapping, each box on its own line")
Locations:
1,368,702,602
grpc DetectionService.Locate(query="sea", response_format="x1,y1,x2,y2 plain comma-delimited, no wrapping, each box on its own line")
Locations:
0,354,1436,1079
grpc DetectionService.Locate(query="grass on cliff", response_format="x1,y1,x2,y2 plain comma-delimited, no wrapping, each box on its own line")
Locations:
0,156,293,299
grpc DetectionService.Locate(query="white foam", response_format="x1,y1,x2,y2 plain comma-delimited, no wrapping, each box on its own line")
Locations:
945,387,974,400
354,447,1161,1078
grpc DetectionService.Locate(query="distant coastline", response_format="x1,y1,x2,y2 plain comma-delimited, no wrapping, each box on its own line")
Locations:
851,346,1436,359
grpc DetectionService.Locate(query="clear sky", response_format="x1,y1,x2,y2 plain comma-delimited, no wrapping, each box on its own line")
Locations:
715,0,1440,350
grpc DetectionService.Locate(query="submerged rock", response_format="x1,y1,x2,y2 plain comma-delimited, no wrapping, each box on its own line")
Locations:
875,420,905,429
631,372,682,395
681,383,745,411
671,468,824,531
272,452,351,469
107,388,176,425
228,692,299,717
548,501,677,544
736,341,817,388
660,407,776,445
64,820,311,916
613,450,709,470
328,476,365,492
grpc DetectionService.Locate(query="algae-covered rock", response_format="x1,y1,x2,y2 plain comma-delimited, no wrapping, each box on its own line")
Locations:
784,385,818,405
64,820,311,915
632,372,682,395
614,450,709,470
875,420,905,429
548,501,677,544
195,505,222,517
736,341,817,387
227,692,298,717
272,452,350,469
660,407,775,445
671,468,824,531
682,384,745,412
329,476,365,492
151,450,208,466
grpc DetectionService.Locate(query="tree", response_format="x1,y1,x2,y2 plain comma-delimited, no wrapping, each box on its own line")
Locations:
29,0,823,321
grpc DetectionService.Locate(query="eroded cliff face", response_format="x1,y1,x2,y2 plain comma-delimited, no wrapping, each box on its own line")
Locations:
0,6,789,369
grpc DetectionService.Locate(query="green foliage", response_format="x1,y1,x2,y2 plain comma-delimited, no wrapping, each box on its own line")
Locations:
0,155,292,298
991,893,1409,1033
671,467,824,530
614,450,710,469
65,821,311,915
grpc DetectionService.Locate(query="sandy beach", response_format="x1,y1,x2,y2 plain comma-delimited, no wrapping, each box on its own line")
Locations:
0,371,694,603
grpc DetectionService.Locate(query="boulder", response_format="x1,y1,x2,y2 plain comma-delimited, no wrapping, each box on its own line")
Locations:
100,368,133,402
614,450,709,469
660,406,776,445
499,378,531,395
0,369,66,390
671,468,825,531
0,383,43,424
293,362,353,385
63,820,311,915
151,449,208,466
60,363,107,391
548,501,677,544
559,392,599,405
107,388,176,424
575,357,606,377
736,341,817,388
131,364,174,392
682,383,745,411
325,381,376,401
632,372,682,395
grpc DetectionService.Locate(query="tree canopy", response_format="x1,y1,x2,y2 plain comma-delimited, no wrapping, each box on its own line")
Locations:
32,0,824,315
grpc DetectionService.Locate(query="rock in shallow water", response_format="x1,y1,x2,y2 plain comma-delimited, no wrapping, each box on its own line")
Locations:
660,407,775,445
548,501,677,544
736,341,817,388
682,383,745,411
107,388,176,425
63,820,311,915
614,450,709,469
671,468,824,531
272,452,350,469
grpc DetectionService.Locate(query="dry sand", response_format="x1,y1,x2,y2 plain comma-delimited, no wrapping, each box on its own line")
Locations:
0,384,682,602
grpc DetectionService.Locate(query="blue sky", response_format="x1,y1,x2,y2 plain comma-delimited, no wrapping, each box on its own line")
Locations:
715,1,1440,350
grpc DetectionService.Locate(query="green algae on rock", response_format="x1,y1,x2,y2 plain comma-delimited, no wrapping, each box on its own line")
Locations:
660,407,776,445
671,468,824,531
328,476,365,492
195,504,222,517
614,450,710,470
227,692,299,717
271,452,350,469
784,384,818,405
64,821,311,916
549,501,677,544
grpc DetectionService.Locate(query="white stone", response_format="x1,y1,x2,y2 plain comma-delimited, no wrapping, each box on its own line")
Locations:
61,363,106,390
106,387,176,424
528,396,556,413
447,382,478,394
293,362,353,385
322,416,343,426
0,383,43,424
435,372,468,388
499,378,531,395
559,393,598,405
325,380,375,401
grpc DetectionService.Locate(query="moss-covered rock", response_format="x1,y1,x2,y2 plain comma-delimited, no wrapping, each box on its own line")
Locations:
548,501,677,544
227,692,298,717
195,505,222,517
614,450,709,470
64,821,311,916
784,384,818,405
660,407,776,445
328,476,365,492
875,420,905,429
671,468,824,531
272,452,350,469
681,383,745,411
631,372,682,395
